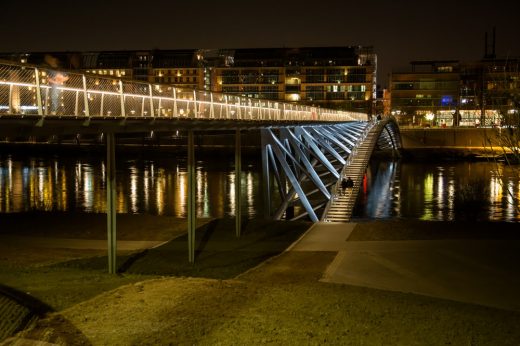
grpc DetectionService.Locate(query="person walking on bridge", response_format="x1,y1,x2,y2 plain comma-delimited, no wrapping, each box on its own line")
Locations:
341,176,354,195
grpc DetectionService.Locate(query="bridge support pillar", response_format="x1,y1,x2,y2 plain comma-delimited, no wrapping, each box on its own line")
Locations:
235,129,242,237
106,132,117,274
260,130,271,218
187,130,196,263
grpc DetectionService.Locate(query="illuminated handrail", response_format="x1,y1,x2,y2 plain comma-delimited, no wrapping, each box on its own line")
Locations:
0,60,368,122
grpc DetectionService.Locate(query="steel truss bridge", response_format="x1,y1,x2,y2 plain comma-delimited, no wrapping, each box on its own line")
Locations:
261,118,401,223
0,60,401,272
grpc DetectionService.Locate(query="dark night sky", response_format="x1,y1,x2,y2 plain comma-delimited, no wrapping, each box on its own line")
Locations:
1,0,519,87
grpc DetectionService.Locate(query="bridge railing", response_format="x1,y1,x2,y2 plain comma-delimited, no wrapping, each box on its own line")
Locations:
0,61,368,123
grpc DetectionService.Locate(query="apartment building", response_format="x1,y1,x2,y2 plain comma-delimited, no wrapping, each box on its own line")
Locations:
0,46,377,114
390,59,520,127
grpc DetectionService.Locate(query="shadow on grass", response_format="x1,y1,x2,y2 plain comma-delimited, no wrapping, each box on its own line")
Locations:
55,218,311,280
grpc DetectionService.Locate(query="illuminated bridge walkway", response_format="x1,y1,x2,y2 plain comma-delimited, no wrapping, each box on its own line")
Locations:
0,61,364,130
0,60,401,270
263,117,401,223
322,118,401,222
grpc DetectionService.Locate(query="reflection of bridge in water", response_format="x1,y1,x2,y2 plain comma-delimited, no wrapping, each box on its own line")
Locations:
0,61,401,271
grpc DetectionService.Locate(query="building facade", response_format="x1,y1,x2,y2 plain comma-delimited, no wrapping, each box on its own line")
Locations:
390,59,520,127
0,46,377,114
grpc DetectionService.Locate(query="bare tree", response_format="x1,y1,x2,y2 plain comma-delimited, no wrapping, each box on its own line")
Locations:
483,59,520,213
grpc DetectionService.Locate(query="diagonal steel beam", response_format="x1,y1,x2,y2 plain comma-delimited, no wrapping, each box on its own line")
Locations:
308,128,346,165
296,127,339,179
269,139,319,222
281,128,331,199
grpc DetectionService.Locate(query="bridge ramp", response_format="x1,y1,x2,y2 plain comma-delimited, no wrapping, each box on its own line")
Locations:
323,122,381,222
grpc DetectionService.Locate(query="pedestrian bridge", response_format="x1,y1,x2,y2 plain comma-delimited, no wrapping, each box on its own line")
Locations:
0,60,402,270
0,60,364,134
262,117,401,222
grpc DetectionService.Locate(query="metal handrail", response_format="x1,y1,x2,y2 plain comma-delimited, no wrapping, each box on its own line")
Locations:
0,60,368,123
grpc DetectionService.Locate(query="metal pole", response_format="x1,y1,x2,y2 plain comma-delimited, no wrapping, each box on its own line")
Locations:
260,129,271,218
8,84,13,114
187,130,196,263
149,84,155,117
173,88,178,116
83,75,90,117
119,80,125,117
100,93,104,116
106,132,117,274
192,90,197,118
235,129,242,237
34,68,43,116
74,90,79,116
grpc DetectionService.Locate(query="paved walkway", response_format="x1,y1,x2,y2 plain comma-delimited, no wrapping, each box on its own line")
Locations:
289,222,520,312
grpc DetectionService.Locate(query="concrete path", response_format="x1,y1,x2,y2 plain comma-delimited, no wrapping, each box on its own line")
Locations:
289,222,520,312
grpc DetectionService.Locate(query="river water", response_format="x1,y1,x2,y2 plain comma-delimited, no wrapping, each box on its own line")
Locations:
0,153,518,222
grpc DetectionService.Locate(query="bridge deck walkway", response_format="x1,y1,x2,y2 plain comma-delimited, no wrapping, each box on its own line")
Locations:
323,121,382,222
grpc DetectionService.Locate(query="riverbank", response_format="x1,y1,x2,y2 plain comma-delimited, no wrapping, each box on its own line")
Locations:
1,216,520,344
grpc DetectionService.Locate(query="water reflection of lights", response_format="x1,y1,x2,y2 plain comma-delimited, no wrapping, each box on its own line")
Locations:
129,165,138,213
143,169,150,210
364,162,395,218
505,180,515,221
60,169,67,210
447,175,455,220
422,173,434,220
176,170,187,217
197,169,210,218
246,172,254,216
82,165,94,212
101,161,106,184
75,162,82,198
54,160,59,182
490,173,503,204
37,167,45,203
489,173,503,220
156,168,166,216
228,173,236,216
436,167,444,220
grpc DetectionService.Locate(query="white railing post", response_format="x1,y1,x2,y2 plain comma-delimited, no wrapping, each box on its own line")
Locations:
210,93,215,118
225,95,230,119
83,75,90,117
119,80,125,117
218,95,224,119
100,93,104,116
74,90,79,116
173,88,178,117
149,84,155,117
34,68,43,116
8,84,13,114
192,90,197,118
